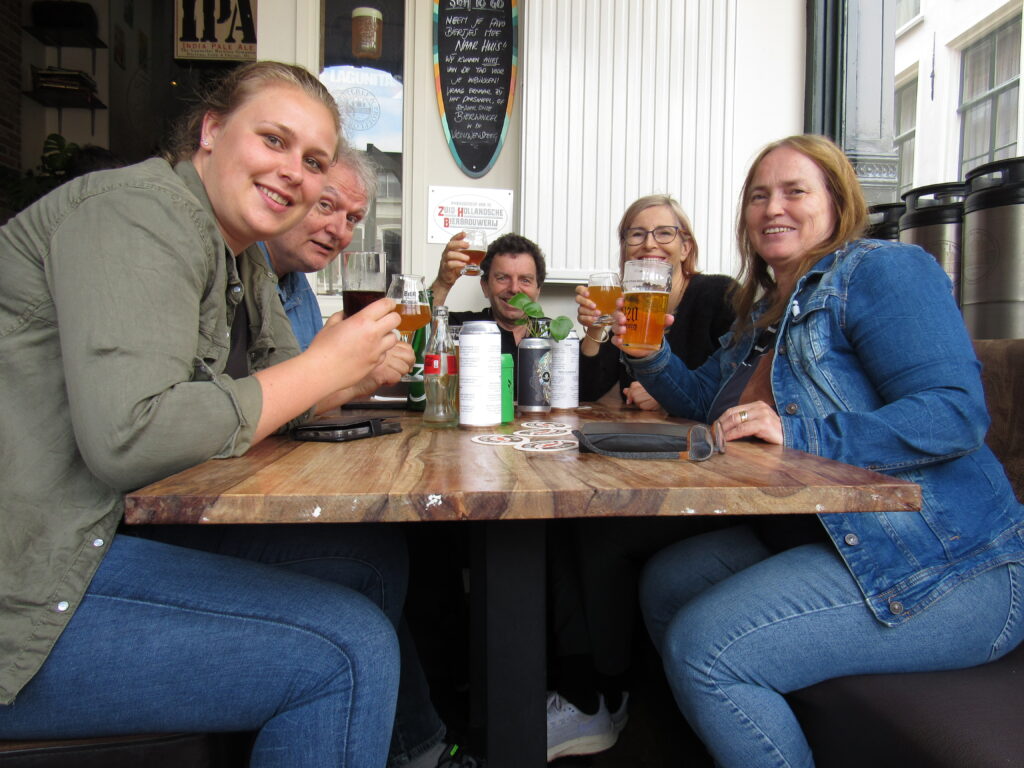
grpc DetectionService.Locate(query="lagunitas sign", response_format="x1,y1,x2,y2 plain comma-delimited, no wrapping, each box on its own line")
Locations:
175,0,257,61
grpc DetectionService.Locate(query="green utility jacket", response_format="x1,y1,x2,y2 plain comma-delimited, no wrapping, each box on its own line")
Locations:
0,158,302,704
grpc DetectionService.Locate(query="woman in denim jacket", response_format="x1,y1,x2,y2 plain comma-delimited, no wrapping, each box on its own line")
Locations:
618,135,1024,767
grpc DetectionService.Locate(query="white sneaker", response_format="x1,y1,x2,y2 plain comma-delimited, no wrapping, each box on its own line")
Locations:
608,692,629,734
546,692,618,762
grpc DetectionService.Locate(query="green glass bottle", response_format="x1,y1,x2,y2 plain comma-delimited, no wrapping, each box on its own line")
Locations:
405,288,432,411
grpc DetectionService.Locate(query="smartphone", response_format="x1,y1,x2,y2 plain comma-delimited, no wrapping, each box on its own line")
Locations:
290,417,402,443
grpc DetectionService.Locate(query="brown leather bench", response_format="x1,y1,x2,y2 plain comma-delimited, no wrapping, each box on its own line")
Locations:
787,338,1024,768
0,733,225,767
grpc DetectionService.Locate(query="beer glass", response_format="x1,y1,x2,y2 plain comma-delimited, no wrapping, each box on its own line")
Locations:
587,272,623,327
460,230,489,276
621,259,672,353
341,251,387,315
387,274,431,381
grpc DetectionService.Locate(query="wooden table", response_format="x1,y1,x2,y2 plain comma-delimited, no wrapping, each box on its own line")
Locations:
125,400,920,767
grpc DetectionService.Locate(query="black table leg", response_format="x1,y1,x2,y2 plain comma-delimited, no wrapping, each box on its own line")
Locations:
470,520,547,767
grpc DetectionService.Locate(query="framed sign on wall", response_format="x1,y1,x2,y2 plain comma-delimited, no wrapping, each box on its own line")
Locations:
175,0,256,61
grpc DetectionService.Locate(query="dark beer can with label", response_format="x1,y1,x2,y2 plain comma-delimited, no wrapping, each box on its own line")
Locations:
517,337,553,413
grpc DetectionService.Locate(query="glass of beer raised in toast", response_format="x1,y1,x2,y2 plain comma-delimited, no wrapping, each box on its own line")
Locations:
621,259,672,353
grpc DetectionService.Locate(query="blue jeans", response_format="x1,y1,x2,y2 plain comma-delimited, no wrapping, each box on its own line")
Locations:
126,523,446,767
639,525,1024,768
0,534,399,768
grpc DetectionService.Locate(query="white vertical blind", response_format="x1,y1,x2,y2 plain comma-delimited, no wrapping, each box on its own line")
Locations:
520,0,738,281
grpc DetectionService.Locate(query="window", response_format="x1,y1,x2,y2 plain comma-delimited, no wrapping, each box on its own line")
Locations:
895,0,920,30
895,79,917,195
316,0,405,308
959,18,1020,178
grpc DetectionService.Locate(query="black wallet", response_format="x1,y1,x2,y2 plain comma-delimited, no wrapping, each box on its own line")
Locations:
573,422,692,460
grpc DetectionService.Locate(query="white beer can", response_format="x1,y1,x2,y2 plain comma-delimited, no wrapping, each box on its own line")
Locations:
458,321,503,426
550,330,580,410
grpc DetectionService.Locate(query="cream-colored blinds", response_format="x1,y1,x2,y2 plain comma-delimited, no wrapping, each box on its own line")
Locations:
520,0,739,281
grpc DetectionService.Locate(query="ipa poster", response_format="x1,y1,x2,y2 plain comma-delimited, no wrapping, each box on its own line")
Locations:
175,0,256,61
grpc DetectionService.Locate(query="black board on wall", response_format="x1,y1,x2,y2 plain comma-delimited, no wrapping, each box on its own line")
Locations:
433,0,517,178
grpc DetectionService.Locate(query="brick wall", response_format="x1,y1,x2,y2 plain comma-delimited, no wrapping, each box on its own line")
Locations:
0,0,21,173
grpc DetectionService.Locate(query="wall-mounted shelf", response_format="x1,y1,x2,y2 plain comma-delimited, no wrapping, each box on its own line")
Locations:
22,25,107,135
24,25,106,72
24,88,106,110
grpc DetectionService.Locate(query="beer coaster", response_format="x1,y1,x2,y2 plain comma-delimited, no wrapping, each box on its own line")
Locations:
514,427,574,438
514,439,579,452
470,433,530,446
520,421,571,430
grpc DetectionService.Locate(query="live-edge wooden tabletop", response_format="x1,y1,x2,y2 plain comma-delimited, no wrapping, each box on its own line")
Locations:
124,397,921,525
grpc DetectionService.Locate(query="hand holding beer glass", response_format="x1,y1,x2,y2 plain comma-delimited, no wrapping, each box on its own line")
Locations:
587,272,623,326
387,274,431,381
620,259,672,354
460,230,489,276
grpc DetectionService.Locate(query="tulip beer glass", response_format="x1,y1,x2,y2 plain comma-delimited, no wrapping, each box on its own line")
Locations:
588,272,623,327
387,274,431,382
621,259,671,353
461,230,489,276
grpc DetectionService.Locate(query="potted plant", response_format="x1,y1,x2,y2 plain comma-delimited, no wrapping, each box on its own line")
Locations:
507,292,574,340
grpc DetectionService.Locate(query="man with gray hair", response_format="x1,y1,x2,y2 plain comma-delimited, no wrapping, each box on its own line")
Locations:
258,143,377,349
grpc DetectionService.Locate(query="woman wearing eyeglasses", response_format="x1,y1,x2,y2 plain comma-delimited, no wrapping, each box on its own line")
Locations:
545,196,736,762
620,135,1024,768
575,194,736,410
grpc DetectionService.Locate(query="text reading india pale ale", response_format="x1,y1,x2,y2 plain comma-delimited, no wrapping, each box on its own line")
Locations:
622,291,669,352
396,304,432,334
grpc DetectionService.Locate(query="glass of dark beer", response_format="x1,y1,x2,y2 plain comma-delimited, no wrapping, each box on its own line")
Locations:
342,251,387,316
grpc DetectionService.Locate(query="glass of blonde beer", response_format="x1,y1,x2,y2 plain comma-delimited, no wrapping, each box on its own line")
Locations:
387,274,431,380
460,230,489,276
588,272,623,328
621,259,672,353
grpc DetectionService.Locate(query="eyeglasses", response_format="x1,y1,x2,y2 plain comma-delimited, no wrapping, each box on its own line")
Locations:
679,422,726,462
623,226,686,246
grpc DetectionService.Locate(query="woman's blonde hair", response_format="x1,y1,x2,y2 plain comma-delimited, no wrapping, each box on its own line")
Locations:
732,134,868,331
161,61,340,164
617,194,700,275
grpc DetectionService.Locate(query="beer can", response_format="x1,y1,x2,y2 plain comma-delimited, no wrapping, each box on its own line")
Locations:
458,321,503,427
517,337,553,413
550,330,580,410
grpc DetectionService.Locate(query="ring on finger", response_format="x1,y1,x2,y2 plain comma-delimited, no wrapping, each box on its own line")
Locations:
391,329,402,341
738,410,749,424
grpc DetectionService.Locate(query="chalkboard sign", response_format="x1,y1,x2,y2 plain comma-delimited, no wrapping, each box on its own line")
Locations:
433,0,517,178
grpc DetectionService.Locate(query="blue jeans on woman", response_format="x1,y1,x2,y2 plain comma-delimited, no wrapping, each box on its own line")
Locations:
0,534,400,767
639,525,1024,768
124,523,446,767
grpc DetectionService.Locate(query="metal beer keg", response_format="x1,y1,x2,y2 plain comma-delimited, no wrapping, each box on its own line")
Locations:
899,182,966,305
962,158,1024,339
865,202,905,241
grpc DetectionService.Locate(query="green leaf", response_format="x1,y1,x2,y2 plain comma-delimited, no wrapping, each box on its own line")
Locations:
550,315,573,341
507,292,533,310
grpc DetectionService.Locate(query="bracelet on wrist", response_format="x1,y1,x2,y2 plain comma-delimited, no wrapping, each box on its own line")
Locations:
585,326,610,343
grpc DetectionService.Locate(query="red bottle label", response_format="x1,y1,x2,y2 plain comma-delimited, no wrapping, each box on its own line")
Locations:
423,354,458,375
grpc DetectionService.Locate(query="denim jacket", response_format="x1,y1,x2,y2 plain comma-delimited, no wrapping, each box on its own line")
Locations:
257,241,323,351
628,239,1024,626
